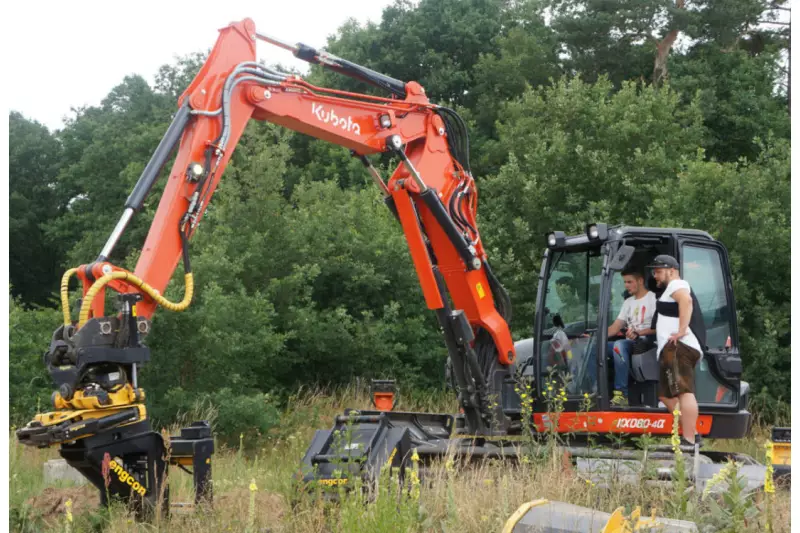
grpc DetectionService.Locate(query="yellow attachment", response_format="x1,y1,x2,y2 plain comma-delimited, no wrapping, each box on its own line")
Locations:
60,268,78,326
502,499,549,533
772,441,791,466
78,271,194,327
53,383,142,411
601,508,626,533
31,404,147,446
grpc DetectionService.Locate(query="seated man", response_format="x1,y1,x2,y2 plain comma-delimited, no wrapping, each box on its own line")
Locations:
606,268,656,406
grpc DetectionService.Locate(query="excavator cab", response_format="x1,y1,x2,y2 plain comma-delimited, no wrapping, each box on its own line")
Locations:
508,223,751,439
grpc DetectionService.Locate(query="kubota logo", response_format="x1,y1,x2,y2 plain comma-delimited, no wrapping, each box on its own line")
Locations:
312,103,361,136
109,459,147,496
614,418,666,430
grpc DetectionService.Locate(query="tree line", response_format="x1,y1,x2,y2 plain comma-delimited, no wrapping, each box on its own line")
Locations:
9,0,790,435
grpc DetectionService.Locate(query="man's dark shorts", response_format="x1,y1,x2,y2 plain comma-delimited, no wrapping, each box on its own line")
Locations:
658,342,702,398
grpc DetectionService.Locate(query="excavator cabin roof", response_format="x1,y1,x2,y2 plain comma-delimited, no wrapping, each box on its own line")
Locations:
546,223,714,253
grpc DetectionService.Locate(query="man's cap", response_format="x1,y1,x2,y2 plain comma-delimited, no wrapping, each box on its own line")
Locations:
648,254,679,269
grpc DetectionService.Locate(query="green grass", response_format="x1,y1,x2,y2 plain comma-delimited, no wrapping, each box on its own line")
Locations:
9,384,791,532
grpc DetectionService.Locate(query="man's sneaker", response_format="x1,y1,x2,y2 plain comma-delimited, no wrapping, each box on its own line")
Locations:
679,434,704,449
611,391,628,407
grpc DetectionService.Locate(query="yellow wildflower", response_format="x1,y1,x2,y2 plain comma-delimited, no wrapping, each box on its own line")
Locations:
764,441,775,494
702,461,739,499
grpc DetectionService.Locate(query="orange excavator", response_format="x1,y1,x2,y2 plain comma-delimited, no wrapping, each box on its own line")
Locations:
16,18,777,513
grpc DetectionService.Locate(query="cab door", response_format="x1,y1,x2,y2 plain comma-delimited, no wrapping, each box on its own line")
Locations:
677,238,742,409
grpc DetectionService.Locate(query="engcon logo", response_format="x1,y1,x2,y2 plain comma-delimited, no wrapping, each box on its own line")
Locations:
614,418,666,430
109,459,147,496
318,477,349,486
312,103,361,136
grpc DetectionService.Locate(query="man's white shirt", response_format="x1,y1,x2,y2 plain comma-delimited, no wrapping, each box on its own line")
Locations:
617,291,656,333
655,279,702,357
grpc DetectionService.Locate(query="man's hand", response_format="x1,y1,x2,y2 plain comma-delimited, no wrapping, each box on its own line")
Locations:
668,329,687,345
626,328,638,340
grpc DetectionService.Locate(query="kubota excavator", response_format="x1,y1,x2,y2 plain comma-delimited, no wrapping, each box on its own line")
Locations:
15,18,787,513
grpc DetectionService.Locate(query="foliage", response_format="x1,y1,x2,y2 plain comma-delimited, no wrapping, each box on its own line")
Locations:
9,113,64,305
155,387,280,447
9,296,60,426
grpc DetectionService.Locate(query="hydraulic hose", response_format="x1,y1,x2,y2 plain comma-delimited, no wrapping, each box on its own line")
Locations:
60,268,78,326
78,272,194,328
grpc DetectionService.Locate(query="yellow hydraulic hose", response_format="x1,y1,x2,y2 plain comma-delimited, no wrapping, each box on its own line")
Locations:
78,271,194,328
60,268,78,326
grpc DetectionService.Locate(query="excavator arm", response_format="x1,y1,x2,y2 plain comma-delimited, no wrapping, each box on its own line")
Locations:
19,18,515,468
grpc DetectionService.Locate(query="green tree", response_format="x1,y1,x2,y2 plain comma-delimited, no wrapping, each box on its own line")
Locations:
670,45,789,162
548,0,770,86
9,112,64,305
479,77,704,331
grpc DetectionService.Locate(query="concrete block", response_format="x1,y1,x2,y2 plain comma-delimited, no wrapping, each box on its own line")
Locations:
43,459,88,486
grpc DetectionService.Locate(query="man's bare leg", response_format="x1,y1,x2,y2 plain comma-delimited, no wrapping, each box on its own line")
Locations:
660,396,678,414
678,392,699,442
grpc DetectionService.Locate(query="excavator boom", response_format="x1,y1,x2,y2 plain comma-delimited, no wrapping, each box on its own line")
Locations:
95,19,514,372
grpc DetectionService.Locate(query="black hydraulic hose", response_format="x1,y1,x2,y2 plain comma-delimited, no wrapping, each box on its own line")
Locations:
448,182,468,232
124,101,192,211
458,190,478,237
439,107,472,174
179,221,192,274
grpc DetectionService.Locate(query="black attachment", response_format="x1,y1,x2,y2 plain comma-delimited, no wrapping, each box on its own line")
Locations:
59,420,167,518
298,410,411,494
53,419,214,519
168,421,215,504
45,317,151,391
772,427,791,443
125,101,192,211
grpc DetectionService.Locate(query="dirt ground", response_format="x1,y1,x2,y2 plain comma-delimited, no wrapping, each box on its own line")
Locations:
24,486,100,526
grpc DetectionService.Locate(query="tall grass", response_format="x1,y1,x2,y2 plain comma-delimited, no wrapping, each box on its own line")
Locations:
9,384,791,532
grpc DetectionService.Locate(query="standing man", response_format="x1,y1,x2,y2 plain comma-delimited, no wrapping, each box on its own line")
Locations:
606,268,656,406
649,255,706,446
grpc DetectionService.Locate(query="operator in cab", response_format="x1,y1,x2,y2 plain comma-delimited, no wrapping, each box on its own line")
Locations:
606,268,656,406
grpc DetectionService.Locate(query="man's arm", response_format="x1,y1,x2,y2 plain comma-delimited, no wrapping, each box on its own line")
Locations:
608,318,625,337
669,288,692,344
